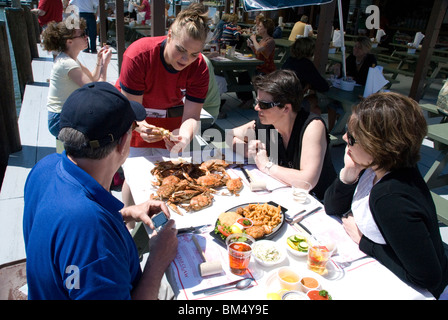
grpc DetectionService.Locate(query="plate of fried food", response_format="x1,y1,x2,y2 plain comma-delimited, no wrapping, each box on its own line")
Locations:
211,201,286,245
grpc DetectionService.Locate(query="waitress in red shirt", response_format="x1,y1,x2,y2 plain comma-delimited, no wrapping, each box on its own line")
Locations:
117,4,210,210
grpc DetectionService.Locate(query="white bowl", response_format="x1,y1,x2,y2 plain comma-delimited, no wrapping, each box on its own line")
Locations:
340,79,356,91
252,240,285,267
286,233,309,257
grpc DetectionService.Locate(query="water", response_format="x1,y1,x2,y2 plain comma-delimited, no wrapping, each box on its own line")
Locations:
0,7,23,117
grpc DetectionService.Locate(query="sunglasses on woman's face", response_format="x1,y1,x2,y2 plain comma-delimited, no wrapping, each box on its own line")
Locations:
254,99,282,110
71,31,87,39
346,130,357,146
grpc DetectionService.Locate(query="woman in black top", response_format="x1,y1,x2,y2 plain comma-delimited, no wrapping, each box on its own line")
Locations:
334,36,377,85
326,36,377,131
324,92,448,299
282,37,329,115
227,70,336,201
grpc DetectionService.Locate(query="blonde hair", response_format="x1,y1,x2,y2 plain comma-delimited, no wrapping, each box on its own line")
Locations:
228,13,238,24
170,3,209,42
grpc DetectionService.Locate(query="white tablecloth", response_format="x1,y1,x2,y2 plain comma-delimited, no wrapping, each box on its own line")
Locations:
123,149,435,300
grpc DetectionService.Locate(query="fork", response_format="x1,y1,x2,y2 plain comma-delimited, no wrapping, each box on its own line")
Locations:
334,256,371,269
252,185,291,193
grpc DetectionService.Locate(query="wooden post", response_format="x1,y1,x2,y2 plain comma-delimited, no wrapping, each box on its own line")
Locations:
115,0,125,73
175,3,181,16
409,0,448,102
313,0,336,75
0,21,22,163
98,0,107,46
23,5,39,59
151,0,165,37
225,0,231,14
32,11,41,43
5,7,34,99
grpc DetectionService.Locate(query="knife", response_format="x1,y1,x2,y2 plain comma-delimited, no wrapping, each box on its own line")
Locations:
240,166,252,182
291,206,322,224
177,224,212,234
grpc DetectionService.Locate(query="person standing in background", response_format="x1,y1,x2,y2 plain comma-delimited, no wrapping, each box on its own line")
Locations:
133,0,151,24
31,0,63,30
70,0,99,53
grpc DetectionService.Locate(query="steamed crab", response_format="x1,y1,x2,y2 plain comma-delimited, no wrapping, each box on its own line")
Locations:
150,158,243,215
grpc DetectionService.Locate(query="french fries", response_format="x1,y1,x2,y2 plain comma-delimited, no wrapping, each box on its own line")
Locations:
236,203,282,230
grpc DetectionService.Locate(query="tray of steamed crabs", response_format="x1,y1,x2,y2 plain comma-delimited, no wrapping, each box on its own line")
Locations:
149,158,244,215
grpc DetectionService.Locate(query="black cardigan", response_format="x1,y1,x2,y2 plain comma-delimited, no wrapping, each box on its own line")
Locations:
324,167,448,299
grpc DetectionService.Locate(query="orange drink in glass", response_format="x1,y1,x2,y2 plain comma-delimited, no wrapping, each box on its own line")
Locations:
226,233,255,275
307,238,334,275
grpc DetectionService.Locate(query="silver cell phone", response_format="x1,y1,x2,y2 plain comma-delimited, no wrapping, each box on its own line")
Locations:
152,211,168,229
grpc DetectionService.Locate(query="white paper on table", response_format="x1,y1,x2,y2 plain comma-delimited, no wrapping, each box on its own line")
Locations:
170,233,259,300
363,66,389,98
412,32,425,48
210,56,232,62
332,29,342,47
304,24,313,37
375,28,385,43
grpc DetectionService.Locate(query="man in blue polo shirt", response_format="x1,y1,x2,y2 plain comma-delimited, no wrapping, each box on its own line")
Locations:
23,82,178,299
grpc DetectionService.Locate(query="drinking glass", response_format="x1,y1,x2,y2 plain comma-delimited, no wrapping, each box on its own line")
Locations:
226,233,255,275
292,180,312,204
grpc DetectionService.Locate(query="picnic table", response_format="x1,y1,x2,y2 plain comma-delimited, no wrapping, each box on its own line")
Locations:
321,84,364,145
273,38,293,68
123,149,434,300
125,24,151,43
210,53,263,93
425,123,448,190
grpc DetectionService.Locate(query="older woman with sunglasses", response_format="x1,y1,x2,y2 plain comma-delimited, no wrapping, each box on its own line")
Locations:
228,70,336,201
324,92,448,299
42,18,112,137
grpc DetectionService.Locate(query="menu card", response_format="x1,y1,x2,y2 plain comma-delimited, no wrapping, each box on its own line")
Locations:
170,233,258,300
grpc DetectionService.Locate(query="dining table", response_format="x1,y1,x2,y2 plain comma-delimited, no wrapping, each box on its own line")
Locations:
123,148,435,300
424,123,448,190
209,53,263,93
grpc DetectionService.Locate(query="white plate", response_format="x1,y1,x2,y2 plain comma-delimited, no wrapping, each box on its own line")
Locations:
285,232,309,257
252,240,286,267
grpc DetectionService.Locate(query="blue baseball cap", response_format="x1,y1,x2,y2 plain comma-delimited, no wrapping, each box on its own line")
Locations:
60,82,146,149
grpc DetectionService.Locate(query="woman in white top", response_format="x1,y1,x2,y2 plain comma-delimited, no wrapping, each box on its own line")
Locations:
41,18,112,137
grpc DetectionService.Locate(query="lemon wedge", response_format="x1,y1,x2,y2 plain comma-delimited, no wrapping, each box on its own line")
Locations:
230,225,243,234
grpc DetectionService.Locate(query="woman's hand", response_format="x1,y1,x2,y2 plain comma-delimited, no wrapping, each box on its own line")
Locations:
101,45,112,66
342,213,363,244
163,134,186,153
248,140,269,171
340,146,363,184
331,63,341,77
134,121,165,144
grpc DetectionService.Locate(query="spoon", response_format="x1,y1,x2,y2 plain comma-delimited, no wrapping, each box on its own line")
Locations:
192,278,254,295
